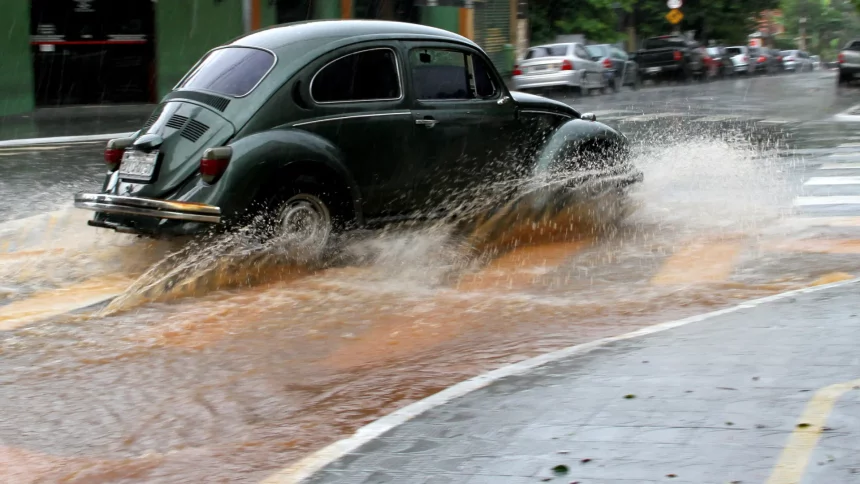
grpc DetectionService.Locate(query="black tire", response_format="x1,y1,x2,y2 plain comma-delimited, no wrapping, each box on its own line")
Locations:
630,72,641,90
838,71,850,86
610,75,621,92
678,66,691,84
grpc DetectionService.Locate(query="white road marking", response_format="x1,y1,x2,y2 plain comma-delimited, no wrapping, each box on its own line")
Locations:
259,278,860,484
769,216,860,229
804,176,860,186
839,142,860,148
758,119,793,125
0,132,134,148
794,196,860,206
819,163,860,170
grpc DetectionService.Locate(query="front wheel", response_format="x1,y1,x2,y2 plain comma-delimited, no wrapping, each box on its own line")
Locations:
838,72,851,87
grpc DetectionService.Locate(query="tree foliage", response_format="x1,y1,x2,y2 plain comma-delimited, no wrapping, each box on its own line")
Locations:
528,0,779,47
778,0,860,56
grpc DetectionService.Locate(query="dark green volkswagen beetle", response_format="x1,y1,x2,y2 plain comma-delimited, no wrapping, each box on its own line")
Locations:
74,20,641,250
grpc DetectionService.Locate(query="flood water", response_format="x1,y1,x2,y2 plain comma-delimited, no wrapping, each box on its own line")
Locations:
2,102,860,482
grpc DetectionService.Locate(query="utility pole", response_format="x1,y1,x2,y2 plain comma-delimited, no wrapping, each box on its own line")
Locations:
799,0,808,50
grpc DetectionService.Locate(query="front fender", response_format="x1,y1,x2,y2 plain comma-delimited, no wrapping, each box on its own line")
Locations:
533,119,630,176
167,129,363,223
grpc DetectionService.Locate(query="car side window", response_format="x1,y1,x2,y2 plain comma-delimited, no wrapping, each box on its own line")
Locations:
311,48,401,103
573,45,590,59
410,48,470,100
470,54,499,99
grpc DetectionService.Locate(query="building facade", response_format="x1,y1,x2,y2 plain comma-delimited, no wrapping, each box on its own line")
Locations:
0,0,523,117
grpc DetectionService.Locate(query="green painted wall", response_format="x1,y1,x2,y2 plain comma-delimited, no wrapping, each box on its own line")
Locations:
419,6,459,34
155,0,245,98
0,0,34,116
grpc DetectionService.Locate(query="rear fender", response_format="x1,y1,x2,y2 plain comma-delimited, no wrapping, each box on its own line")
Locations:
167,129,364,224
533,119,631,176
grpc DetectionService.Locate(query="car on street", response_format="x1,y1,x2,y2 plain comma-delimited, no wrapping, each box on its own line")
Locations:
749,47,778,75
838,40,860,86
705,46,734,79
74,20,642,252
585,44,640,92
635,35,707,83
726,46,751,75
512,43,608,94
810,55,821,70
781,49,812,72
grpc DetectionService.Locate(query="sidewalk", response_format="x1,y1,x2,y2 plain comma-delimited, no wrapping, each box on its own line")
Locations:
0,104,154,142
271,278,860,484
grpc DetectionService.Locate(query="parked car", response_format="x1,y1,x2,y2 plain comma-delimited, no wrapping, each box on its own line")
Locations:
635,35,706,83
726,46,751,75
781,50,812,72
838,39,860,86
73,20,642,252
512,43,608,94
749,47,778,75
810,55,821,70
769,48,786,73
705,46,734,79
585,44,640,91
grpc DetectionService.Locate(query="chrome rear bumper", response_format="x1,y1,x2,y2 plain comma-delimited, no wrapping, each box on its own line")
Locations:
74,193,221,224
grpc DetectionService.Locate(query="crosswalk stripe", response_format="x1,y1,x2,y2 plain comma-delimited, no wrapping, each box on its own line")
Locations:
770,216,860,229
819,163,860,170
794,196,860,206
805,176,860,186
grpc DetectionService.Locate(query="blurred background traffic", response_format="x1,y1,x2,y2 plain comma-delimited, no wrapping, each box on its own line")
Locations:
3,0,860,120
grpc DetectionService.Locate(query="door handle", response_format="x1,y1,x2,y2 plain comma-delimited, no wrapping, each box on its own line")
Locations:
415,118,438,128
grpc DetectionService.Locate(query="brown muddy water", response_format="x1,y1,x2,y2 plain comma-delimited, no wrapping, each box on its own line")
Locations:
0,128,857,483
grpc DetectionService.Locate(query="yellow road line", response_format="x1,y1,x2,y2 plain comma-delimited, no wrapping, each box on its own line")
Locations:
766,379,860,484
457,240,592,291
650,237,745,286
0,275,131,331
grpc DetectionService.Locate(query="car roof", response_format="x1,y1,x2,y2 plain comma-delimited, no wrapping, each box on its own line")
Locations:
231,19,477,53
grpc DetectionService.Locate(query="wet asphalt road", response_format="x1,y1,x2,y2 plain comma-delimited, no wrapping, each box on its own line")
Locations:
1,70,860,483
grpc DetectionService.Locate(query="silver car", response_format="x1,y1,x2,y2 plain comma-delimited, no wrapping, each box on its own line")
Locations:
512,43,607,93
725,46,751,74
781,50,813,72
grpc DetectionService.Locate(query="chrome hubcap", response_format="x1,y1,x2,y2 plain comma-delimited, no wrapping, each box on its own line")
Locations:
276,194,331,249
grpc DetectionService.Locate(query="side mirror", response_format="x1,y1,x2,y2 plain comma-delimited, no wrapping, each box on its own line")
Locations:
581,113,597,122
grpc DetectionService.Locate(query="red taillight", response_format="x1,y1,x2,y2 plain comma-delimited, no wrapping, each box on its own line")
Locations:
777,56,783,62
703,56,712,64
561,59,574,71
742,55,748,62
758,56,766,63
200,147,233,184
513,64,522,76
673,50,682,61
602,58,612,69
839,53,846,63
104,138,133,172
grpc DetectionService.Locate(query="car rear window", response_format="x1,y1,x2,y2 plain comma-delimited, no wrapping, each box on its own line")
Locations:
526,45,568,59
847,41,860,51
726,47,744,56
178,47,275,97
643,37,684,50
586,45,607,58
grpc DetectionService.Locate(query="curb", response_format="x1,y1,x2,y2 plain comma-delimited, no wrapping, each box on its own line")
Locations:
0,132,134,148
260,276,860,484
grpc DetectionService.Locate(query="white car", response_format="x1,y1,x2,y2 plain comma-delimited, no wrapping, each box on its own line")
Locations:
781,50,813,72
725,46,751,74
512,43,608,94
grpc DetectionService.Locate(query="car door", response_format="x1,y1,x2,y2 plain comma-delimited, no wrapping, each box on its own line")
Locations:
405,43,519,212
296,43,416,217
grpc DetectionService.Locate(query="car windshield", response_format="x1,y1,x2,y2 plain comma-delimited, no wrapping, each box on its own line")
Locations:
178,47,275,97
525,45,569,59
643,37,683,50
726,47,744,56
586,45,607,58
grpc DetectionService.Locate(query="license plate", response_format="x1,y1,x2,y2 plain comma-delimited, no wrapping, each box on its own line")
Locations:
646,67,662,73
119,150,159,182
531,65,548,72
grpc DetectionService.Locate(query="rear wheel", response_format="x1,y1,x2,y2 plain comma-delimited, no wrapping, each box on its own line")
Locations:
838,71,851,87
